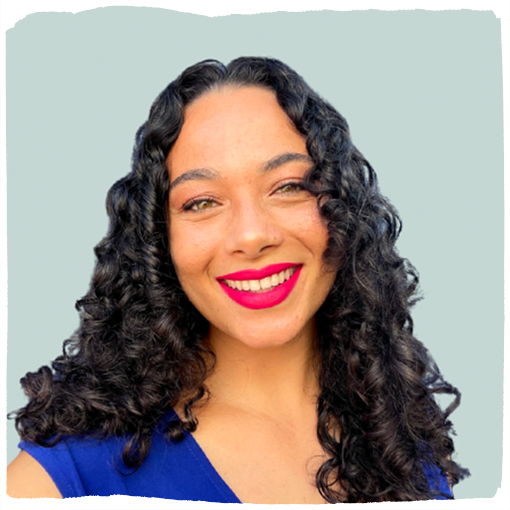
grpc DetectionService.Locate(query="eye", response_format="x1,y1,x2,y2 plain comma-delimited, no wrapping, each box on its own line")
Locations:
275,181,305,194
183,197,218,213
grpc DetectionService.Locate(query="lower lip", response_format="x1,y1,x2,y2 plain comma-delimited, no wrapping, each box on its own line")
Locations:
218,266,302,310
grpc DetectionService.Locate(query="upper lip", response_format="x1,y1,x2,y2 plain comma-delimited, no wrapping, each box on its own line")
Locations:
217,263,300,281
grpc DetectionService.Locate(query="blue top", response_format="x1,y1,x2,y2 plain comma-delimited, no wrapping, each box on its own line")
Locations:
19,410,452,502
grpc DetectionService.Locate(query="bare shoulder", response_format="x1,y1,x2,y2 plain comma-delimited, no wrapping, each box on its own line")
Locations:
7,451,63,499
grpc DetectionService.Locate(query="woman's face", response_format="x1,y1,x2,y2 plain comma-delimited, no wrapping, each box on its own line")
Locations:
167,86,336,349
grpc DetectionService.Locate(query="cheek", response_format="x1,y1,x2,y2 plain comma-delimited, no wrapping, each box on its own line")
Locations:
290,205,330,252
169,222,217,282
290,206,335,292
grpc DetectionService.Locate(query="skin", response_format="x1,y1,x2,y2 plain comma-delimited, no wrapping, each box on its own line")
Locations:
7,451,62,498
168,86,337,504
7,85,337,503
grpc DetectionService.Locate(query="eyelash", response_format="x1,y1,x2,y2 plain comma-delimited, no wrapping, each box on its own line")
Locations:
181,181,306,214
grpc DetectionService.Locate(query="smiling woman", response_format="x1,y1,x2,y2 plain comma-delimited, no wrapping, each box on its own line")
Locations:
7,57,468,503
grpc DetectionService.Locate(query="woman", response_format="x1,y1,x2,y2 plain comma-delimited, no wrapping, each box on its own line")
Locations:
7,57,468,503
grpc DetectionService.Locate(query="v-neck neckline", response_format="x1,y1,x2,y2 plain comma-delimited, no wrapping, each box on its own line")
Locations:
165,408,242,504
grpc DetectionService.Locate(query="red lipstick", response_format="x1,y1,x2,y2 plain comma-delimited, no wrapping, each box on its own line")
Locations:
217,264,302,310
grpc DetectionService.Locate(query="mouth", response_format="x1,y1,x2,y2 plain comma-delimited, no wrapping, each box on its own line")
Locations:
217,263,302,310
221,265,299,293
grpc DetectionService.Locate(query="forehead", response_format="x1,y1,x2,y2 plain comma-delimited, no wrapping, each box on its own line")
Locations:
167,86,307,178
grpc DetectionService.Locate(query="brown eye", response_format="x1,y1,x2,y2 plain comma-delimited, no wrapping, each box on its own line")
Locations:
277,182,304,194
195,200,213,210
183,198,218,213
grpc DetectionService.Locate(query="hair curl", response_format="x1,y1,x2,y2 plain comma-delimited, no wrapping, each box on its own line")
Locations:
11,57,468,502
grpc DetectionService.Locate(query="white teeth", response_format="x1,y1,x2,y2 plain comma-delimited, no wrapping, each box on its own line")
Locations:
260,277,272,290
249,280,261,291
223,267,299,292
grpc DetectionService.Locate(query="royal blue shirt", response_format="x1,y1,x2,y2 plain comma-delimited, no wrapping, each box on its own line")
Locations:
19,410,452,502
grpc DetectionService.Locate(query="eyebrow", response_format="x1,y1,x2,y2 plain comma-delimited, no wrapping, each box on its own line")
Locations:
262,152,313,172
169,168,220,189
169,152,313,189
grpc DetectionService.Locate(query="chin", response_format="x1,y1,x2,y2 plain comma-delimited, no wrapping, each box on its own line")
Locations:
217,316,315,351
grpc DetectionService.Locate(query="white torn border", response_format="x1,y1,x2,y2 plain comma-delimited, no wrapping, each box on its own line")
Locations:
0,1,508,510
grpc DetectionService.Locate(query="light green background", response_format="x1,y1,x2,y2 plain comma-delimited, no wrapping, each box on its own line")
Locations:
6,8,503,500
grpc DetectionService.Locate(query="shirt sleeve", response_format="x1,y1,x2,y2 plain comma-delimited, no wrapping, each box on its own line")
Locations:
19,440,87,498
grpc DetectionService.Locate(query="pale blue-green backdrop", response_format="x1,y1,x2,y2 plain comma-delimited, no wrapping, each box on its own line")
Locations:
6,8,503,500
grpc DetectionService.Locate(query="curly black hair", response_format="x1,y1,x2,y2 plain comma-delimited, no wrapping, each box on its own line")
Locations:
11,57,468,502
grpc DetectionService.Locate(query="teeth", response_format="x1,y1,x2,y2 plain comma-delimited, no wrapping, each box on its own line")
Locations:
249,280,261,291
260,277,272,290
223,267,298,292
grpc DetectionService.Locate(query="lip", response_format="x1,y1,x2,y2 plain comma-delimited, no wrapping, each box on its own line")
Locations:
218,265,302,310
217,262,298,281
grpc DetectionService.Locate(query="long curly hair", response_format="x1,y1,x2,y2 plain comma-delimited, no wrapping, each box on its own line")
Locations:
11,57,468,502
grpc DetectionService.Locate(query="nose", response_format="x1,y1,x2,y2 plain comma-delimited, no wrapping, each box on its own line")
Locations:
224,200,284,258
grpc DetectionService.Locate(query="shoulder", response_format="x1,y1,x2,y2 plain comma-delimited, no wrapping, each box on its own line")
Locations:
14,433,121,498
7,411,226,501
9,420,180,499
7,451,63,499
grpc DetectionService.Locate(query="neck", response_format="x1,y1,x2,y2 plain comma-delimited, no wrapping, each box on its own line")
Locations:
204,319,320,419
